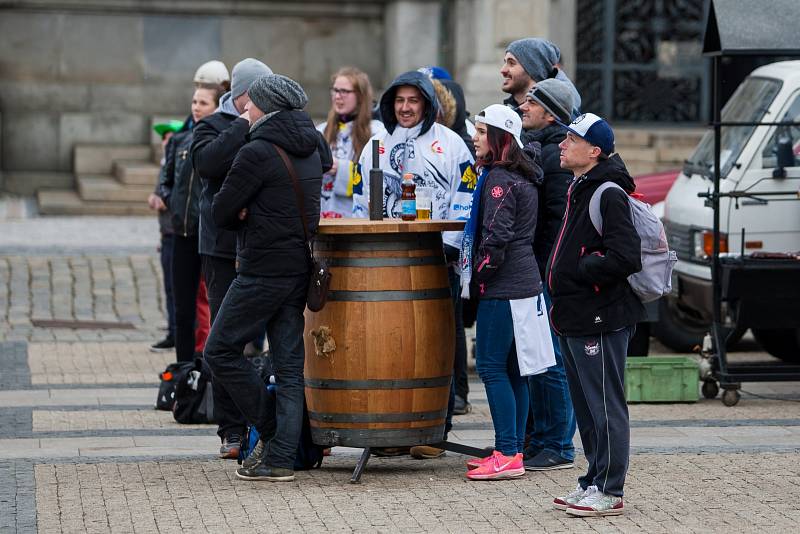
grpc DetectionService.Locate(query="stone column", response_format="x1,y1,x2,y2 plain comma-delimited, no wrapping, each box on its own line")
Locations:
453,0,576,113
384,0,443,85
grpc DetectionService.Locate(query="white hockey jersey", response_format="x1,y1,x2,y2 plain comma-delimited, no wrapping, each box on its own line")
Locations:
352,122,476,249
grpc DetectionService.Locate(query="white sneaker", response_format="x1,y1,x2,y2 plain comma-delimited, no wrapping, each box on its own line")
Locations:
553,484,587,510
565,485,624,517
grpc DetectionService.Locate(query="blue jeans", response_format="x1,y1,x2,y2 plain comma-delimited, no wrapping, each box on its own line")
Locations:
476,299,529,456
526,288,577,461
204,273,307,469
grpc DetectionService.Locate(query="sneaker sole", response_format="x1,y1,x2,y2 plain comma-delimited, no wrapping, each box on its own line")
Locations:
553,502,569,511
466,468,525,480
219,450,240,460
524,462,574,472
565,506,623,517
149,347,173,353
235,471,295,482
411,452,445,460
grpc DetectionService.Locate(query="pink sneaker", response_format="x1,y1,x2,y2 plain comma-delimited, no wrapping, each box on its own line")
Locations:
466,452,494,470
466,451,524,480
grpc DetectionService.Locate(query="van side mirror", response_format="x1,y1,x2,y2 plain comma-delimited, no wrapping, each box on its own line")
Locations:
773,130,795,178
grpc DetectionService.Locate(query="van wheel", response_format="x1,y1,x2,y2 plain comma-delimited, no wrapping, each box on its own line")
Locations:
652,296,746,353
627,322,650,357
751,328,800,363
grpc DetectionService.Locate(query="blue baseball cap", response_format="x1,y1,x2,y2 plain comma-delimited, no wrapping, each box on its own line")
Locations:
417,66,453,81
558,113,615,156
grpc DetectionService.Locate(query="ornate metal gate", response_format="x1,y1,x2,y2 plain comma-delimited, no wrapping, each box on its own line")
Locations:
575,0,709,123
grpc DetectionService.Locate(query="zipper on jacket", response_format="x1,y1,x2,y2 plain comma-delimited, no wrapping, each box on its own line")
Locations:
548,177,577,293
182,171,194,237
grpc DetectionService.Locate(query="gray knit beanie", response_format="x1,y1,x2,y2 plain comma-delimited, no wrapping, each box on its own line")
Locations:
231,58,273,99
506,38,558,82
248,74,308,114
527,79,575,125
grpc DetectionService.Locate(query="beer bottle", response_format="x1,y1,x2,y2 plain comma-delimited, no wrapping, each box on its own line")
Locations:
401,172,417,221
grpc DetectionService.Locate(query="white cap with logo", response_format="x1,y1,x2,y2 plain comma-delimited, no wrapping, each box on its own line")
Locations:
474,104,524,148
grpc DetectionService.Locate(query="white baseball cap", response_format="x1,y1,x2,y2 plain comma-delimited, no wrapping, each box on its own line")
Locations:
474,104,523,148
193,60,230,86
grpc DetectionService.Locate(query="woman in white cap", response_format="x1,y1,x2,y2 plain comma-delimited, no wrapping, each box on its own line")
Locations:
193,60,231,93
460,104,554,480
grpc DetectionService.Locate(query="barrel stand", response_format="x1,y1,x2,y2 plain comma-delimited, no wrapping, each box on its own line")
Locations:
349,441,489,483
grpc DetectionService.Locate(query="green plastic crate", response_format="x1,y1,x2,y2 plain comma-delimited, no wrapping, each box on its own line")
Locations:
625,356,698,403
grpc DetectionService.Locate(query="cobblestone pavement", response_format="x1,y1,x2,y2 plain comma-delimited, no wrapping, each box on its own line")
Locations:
2,216,800,533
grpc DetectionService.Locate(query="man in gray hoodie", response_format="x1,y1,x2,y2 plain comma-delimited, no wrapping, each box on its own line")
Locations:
191,57,273,459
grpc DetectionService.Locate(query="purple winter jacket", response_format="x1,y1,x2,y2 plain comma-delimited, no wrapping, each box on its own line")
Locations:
473,149,544,300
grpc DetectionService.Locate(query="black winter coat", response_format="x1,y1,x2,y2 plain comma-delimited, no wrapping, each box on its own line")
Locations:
473,158,543,300
527,124,572,277
546,154,645,336
191,111,250,259
158,130,200,237
212,110,332,278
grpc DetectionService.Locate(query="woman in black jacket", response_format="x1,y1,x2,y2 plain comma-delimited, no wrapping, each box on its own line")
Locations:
460,104,547,481
158,86,222,363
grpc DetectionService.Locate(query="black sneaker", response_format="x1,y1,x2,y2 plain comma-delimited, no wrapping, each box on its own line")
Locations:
219,434,242,459
242,438,266,469
149,336,174,353
523,450,574,471
453,395,472,415
236,463,294,482
522,445,542,461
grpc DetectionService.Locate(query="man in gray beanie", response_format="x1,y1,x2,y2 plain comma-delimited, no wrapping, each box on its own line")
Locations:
501,38,581,119
206,73,332,482
517,77,579,473
190,56,272,460
246,73,309,124
230,58,273,112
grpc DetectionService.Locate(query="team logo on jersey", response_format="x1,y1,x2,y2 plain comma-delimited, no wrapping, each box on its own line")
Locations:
584,340,600,356
389,142,415,173
431,140,444,154
457,162,477,193
491,186,503,198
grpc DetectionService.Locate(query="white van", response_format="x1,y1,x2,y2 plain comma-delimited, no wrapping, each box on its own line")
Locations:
655,60,800,361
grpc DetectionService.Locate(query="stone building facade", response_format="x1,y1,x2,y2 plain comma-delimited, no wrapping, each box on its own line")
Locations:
1,0,704,198
0,0,577,196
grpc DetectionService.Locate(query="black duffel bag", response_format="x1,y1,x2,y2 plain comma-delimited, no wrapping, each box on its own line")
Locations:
172,357,216,424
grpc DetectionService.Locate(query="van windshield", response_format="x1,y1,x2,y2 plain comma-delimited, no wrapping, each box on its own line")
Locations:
685,76,782,179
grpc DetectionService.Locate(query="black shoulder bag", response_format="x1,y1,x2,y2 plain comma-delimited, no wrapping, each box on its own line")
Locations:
273,145,331,312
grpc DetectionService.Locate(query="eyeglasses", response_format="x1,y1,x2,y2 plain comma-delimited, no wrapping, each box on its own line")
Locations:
330,88,356,96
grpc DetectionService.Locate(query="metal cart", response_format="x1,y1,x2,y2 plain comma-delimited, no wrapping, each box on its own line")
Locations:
699,0,800,406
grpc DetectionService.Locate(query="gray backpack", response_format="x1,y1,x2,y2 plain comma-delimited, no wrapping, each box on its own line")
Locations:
589,182,677,303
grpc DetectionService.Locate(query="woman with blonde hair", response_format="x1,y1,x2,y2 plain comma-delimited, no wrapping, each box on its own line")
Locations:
317,67,384,218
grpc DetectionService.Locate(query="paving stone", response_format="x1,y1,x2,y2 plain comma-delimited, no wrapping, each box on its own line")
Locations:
0,341,31,393
24,454,800,532
28,342,170,385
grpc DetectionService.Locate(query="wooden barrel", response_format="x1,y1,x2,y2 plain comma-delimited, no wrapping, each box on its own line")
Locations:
304,221,458,448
